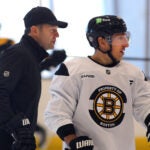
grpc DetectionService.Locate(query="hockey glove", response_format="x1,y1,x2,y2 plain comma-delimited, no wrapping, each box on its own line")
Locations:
40,49,67,71
69,136,94,150
145,114,150,142
5,113,36,150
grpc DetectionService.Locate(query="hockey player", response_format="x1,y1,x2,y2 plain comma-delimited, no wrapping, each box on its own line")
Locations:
44,15,150,150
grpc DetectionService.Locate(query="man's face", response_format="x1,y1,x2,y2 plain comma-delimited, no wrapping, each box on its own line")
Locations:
111,32,129,61
34,24,59,50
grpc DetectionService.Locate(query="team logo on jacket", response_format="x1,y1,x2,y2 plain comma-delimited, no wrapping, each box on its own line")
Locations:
89,85,127,128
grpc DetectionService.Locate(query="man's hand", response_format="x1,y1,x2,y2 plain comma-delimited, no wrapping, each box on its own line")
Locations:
11,127,36,150
5,113,36,150
69,136,94,150
40,49,67,71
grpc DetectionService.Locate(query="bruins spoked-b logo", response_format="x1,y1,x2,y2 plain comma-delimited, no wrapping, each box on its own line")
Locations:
89,85,127,128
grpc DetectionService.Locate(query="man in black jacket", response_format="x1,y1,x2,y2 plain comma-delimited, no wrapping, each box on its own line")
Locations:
0,6,67,150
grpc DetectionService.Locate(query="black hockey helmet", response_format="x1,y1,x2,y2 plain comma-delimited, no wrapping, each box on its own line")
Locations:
86,15,127,49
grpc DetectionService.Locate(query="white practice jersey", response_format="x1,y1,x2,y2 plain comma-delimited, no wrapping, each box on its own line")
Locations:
44,57,150,150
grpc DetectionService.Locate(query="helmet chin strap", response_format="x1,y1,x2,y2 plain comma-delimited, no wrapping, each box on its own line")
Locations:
98,45,119,66
107,50,119,66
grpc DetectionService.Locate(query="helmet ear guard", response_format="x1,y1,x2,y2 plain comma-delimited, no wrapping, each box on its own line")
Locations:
86,30,110,49
86,32,99,49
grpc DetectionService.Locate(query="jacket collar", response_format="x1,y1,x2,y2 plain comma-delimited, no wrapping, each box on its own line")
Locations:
20,34,49,63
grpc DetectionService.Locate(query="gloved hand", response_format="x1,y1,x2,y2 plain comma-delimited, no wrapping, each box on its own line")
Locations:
11,127,36,150
145,114,150,142
5,113,36,150
69,136,94,150
40,49,67,71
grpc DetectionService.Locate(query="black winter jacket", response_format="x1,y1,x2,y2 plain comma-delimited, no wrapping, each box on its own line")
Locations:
0,34,49,130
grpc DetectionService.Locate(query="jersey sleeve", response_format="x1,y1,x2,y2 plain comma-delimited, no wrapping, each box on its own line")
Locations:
132,70,150,127
44,63,79,133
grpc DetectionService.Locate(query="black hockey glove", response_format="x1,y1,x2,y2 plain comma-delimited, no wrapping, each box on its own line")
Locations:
69,136,94,150
145,114,150,142
5,113,36,150
40,49,67,71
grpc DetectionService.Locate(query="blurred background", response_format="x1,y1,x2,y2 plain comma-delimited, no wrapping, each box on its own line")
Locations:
0,0,150,149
